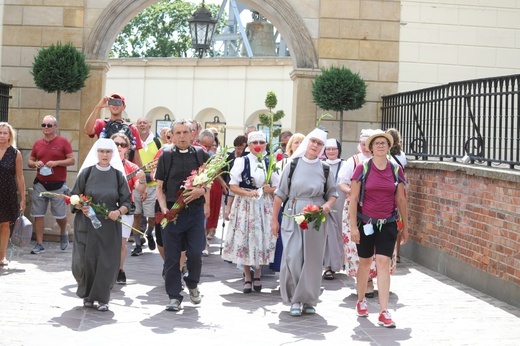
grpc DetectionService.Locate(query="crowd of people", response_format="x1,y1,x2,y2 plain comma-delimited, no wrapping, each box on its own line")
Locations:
1,93,409,327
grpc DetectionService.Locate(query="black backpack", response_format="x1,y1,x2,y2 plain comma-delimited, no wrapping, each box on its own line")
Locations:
100,120,136,150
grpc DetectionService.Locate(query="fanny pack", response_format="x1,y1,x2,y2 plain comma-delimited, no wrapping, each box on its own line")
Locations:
34,178,64,191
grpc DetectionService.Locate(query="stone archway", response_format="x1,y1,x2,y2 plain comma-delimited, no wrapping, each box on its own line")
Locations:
85,0,318,68
80,0,319,163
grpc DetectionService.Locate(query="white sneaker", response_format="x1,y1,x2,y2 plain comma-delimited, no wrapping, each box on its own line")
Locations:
189,287,201,305
165,299,181,311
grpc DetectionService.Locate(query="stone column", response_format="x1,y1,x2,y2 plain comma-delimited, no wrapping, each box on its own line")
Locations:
290,68,321,134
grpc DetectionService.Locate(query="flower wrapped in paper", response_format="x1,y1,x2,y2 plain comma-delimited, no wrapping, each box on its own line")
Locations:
156,147,231,228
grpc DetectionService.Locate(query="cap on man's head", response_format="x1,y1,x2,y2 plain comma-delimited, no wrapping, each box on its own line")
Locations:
110,93,126,105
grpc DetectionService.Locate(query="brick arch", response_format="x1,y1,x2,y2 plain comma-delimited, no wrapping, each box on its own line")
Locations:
84,0,318,68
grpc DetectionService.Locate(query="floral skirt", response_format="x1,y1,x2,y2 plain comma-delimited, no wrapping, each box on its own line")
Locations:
222,192,276,267
342,200,396,278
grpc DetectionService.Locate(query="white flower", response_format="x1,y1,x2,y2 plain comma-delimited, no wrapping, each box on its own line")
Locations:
294,214,306,225
193,172,209,186
70,195,81,205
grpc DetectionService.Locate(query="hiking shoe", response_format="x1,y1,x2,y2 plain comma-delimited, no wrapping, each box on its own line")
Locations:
146,232,156,251
117,269,126,284
165,299,181,311
60,234,69,251
356,299,369,317
378,310,396,328
188,287,201,305
31,243,45,254
131,246,142,256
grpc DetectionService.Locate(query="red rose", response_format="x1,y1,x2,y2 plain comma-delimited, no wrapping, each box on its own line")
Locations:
253,145,261,153
64,197,71,205
300,220,308,230
276,152,284,161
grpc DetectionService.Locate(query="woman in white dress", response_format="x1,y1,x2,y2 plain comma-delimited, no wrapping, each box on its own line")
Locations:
271,128,338,316
222,131,279,293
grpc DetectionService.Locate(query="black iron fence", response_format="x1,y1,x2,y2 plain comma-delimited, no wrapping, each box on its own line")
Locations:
382,74,520,170
0,82,13,122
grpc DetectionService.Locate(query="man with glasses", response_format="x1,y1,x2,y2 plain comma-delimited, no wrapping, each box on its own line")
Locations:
130,117,162,256
28,115,75,254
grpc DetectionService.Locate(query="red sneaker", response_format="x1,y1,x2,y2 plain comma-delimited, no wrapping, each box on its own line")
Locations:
356,299,369,317
378,310,396,328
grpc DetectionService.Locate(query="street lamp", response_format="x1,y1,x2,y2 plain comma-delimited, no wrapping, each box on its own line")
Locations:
188,1,218,58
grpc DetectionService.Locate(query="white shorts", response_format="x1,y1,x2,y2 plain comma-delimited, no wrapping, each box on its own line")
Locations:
121,214,134,239
133,186,156,218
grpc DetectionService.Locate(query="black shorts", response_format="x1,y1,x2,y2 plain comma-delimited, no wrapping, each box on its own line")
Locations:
356,221,398,258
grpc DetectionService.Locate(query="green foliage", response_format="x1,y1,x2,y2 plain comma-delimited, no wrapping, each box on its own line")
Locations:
312,66,366,112
258,91,286,184
31,41,90,94
110,0,225,58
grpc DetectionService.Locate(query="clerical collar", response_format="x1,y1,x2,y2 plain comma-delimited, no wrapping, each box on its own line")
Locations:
175,146,190,153
302,156,320,163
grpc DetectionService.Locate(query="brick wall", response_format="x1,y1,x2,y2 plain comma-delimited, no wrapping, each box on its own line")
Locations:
406,162,520,287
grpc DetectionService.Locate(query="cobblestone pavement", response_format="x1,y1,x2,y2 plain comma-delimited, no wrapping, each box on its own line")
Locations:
1,232,520,346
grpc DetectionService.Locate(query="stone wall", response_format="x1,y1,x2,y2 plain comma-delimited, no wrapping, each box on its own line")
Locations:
403,161,520,307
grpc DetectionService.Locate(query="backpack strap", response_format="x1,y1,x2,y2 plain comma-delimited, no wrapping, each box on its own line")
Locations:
153,136,162,150
191,146,204,167
391,154,404,170
286,158,330,202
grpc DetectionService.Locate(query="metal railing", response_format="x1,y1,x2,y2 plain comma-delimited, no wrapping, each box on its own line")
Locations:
382,74,520,170
0,82,13,122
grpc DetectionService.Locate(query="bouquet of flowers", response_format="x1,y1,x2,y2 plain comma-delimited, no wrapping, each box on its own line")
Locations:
40,192,144,234
284,204,327,231
156,147,231,228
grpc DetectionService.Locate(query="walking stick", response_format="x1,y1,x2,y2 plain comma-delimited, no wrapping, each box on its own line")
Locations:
219,193,229,255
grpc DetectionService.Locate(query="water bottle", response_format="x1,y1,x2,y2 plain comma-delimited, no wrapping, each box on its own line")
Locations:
84,203,102,229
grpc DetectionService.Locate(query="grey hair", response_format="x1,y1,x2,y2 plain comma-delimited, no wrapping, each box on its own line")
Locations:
199,129,215,141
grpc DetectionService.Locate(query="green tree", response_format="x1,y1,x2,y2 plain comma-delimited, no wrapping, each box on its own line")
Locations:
111,0,223,58
312,66,367,143
31,41,91,123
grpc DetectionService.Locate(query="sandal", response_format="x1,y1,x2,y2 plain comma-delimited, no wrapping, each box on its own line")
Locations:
83,299,94,308
302,304,316,314
322,269,335,280
290,303,302,317
253,277,262,292
97,303,109,312
243,281,252,294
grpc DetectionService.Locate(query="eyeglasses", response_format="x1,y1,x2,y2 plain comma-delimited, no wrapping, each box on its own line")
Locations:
310,139,324,146
114,142,128,148
325,147,338,151
251,141,266,145
41,123,54,128
373,141,389,147
97,149,113,154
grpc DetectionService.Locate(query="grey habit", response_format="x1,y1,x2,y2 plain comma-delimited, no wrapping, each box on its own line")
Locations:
71,165,131,304
275,158,338,306
323,160,346,272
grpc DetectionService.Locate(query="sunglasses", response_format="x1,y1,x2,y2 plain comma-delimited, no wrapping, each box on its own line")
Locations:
41,123,54,128
251,141,266,145
114,142,128,148
97,149,113,154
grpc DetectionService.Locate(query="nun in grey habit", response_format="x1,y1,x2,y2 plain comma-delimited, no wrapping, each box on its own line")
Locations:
71,138,132,311
271,128,338,316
